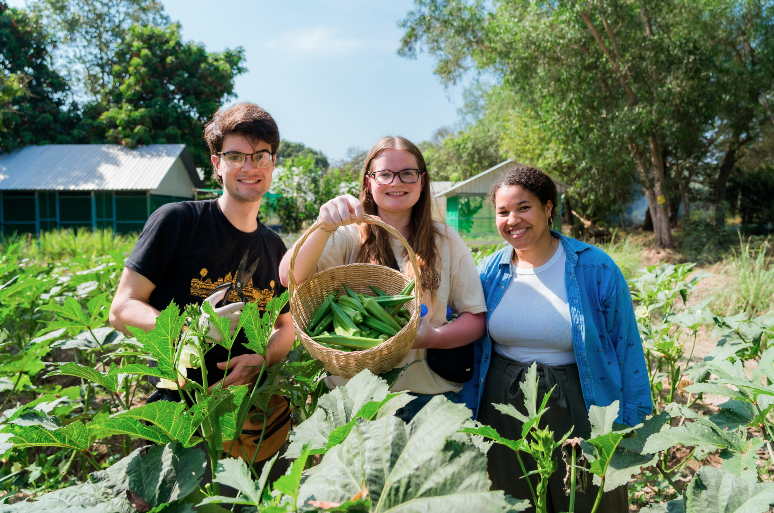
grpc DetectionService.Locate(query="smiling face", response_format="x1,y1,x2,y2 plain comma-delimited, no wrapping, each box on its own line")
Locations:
366,149,425,217
494,185,553,253
211,135,274,204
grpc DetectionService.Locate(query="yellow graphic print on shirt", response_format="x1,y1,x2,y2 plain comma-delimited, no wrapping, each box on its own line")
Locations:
190,268,275,309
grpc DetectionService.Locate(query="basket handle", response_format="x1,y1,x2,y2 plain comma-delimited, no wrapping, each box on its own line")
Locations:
287,214,423,302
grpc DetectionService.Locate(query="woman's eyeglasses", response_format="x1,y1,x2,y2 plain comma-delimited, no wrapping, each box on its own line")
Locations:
217,150,275,169
368,168,422,185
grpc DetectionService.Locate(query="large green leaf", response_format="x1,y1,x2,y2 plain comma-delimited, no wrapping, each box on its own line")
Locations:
197,454,278,507
297,395,528,512
458,421,524,453
653,466,774,513
213,384,249,442
603,411,671,491
126,441,207,508
39,296,91,333
0,340,52,376
5,420,89,451
240,292,289,355
87,412,172,446
1,443,206,513
286,369,413,458
126,303,185,380
109,398,212,447
579,402,639,491
274,445,311,503
643,404,764,483
49,362,119,393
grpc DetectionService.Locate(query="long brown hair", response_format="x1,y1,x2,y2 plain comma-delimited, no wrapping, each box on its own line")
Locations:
355,136,441,297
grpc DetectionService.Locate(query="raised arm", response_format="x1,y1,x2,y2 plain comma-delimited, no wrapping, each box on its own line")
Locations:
279,194,363,287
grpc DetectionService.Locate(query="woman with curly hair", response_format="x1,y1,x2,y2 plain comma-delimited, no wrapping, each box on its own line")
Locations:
464,165,651,512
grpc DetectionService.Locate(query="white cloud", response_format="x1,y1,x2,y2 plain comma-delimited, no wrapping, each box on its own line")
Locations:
264,27,389,58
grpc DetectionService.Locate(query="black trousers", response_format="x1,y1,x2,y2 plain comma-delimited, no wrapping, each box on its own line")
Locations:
479,352,629,513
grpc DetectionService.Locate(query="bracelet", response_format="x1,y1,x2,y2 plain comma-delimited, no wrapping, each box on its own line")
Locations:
320,225,338,235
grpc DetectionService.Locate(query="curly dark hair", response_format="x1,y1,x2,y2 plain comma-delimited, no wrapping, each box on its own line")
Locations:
488,165,557,218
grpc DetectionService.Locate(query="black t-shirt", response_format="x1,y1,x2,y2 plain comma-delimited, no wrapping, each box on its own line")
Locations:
125,199,289,387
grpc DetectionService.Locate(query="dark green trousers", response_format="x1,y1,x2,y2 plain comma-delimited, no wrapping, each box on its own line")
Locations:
479,352,629,513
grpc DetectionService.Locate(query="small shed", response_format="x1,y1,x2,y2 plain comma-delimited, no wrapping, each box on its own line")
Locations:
434,159,570,236
0,144,202,235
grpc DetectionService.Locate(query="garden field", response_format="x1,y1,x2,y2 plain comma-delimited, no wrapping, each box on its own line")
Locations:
0,227,773,512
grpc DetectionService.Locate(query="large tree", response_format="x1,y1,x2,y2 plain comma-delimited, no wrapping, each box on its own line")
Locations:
98,23,246,171
400,0,771,247
29,0,169,101
0,1,73,153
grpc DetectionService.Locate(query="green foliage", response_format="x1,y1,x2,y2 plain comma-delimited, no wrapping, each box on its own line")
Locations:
99,23,245,172
125,441,207,508
265,155,359,233
712,237,774,317
126,303,185,382
199,454,276,507
277,140,330,170
595,232,643,281
286,369,412,458
0,1,73,153
728,163,774,228
629,263,711,408
297,395,527,512
400,0,774,244
29,0,169,100
642,467,774,513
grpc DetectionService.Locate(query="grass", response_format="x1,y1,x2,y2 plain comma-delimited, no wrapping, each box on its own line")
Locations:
1,228,137,263
593,230,644,281
711,235,774,317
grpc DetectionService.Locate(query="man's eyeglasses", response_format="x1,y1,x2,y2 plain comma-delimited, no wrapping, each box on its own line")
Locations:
217,150,275,169
368,168,422,185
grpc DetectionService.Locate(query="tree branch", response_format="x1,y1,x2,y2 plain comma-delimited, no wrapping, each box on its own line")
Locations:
579,10,639,105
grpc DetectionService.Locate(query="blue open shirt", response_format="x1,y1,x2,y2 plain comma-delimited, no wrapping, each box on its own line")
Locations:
460,232,652,426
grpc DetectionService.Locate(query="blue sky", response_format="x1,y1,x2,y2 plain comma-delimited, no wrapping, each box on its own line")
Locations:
8,0,466,162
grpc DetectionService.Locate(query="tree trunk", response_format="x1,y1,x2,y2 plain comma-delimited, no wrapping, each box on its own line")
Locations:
714,144,738,227
629,139,671,247
642,208,653,231
648,134,672,248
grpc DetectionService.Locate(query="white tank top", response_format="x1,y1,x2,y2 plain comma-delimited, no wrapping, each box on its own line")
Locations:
489,243,575,366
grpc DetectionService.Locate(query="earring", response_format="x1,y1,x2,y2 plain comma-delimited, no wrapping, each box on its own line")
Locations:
547,216,553,228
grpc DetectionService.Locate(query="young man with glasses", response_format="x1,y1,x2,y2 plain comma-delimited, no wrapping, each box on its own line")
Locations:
110,102,295,400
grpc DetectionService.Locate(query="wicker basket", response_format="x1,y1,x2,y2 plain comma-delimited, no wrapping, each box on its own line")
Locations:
288,215,422,378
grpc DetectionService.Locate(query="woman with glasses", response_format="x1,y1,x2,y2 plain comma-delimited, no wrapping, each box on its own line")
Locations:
279,136,487,421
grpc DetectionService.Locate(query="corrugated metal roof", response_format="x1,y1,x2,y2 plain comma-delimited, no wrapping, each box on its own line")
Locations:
434,159,570,197
0,144,202,191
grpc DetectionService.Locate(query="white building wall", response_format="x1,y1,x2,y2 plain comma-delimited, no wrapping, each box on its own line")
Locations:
150,157,196,198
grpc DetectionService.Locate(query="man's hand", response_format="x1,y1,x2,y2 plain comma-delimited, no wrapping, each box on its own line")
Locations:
200,288,245,343
209,353,265,391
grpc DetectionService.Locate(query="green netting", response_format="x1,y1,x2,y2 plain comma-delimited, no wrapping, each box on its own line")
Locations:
39,220,57,231
2,194,36,222
2,223,36,235
115,193,147,221
59,221,92,230
115,222,145,234
59,193,92,223
95,192,113,219
38,192,57,221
